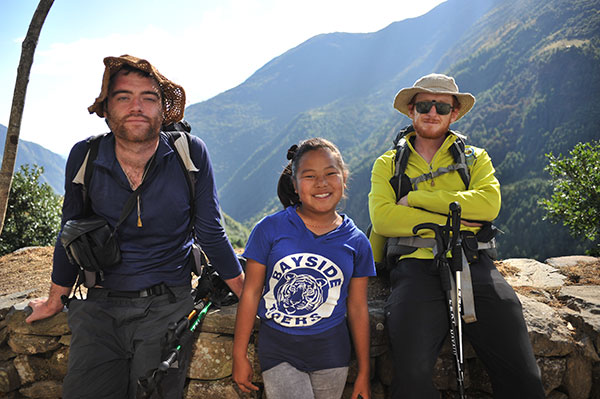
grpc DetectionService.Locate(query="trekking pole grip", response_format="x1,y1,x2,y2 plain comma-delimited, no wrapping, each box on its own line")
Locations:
449,202,463,272
450,201,461,230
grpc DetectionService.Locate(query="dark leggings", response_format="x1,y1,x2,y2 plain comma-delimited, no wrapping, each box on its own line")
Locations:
385,255,545,399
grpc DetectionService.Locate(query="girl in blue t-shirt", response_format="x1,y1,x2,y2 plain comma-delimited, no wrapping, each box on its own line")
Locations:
233,138,375,399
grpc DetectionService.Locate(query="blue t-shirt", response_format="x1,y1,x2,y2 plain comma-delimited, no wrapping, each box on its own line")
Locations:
243,205,376,371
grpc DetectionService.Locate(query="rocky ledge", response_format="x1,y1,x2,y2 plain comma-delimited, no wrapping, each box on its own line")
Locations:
0,255,599,398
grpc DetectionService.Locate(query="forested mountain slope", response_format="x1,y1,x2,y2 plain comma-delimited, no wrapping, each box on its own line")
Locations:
0,124,65,194
183,0,599,259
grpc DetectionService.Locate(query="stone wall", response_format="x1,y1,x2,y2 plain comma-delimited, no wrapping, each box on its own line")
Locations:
1,256,599,398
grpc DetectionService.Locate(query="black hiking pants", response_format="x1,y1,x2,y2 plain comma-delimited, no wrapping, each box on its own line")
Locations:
385,254,545,398
62,284,194,399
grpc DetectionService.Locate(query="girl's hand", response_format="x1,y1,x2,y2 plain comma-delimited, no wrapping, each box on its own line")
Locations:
231,259,265,394
351,372,371,399
232,356,259,393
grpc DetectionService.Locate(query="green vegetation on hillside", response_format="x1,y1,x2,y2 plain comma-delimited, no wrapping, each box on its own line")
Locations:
222,212,250,249
159,0,600,260
0,165,62,255
540,141,600,254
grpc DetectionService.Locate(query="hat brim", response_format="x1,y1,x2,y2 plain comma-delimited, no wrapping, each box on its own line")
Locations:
393,87,475,121
88,55,186,125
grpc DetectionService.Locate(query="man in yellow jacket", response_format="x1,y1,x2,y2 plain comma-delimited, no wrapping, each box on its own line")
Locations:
368,74,544,398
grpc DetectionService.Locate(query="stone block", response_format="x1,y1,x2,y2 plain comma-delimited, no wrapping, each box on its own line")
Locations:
188,332,235,380
0,324,8,346
48,346,69,380
0,360,20,393
591,361,600,399
6,310,69,337
13,350,67,386
201,305,238,335
537,356,566,395
547,391,569,399
369,303,387,347
520,295,574,356
185,378,259,398
564,354,592,399
463,357,491,394
502,258,566,288
370,379,387,399
7,334,60,355
0,344,16,362
18,380,62,398
546,256,599,268
559,286,600,333
8,333,60,355
375,349,393,387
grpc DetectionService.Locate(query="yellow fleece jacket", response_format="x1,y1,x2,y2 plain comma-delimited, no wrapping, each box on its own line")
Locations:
368,131,501,262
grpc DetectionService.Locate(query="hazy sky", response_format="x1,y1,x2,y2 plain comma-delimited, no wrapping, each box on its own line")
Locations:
1,0,445,156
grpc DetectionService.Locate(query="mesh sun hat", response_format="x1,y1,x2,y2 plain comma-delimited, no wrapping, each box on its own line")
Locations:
393,73,475,121
87,54,186,125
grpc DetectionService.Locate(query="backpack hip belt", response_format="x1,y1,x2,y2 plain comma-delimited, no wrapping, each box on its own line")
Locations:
385,235,496,263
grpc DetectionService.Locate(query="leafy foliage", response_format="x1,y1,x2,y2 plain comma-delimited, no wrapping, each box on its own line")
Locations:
539,141,600,253
0,165,62,255
496,179,592,260
222,212,250,249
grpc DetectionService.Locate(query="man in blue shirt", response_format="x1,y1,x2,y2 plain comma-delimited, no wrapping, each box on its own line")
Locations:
26,55,244,398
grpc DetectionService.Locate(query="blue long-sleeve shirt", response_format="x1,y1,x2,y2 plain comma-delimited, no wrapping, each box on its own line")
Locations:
52,131,242,291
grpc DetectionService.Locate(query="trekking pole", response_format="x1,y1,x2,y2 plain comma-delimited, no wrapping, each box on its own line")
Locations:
136,297,212,399
449,201,466,398
160,299,212,371
414,213,466,399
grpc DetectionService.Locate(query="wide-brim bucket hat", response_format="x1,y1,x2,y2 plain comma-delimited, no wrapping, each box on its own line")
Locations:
393,73,475,121
88,54,186,125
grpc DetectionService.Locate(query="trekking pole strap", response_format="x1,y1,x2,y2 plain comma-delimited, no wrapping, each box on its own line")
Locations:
459,250,477,324
448,251,477,324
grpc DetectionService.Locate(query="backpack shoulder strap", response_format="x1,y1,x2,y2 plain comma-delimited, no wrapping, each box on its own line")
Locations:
163,122,199,234
72,133,107,216
448,130,471,189
389,125,414,201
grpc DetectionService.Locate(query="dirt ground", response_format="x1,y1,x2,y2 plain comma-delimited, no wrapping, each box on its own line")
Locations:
0,246,54,300
0,246,598,302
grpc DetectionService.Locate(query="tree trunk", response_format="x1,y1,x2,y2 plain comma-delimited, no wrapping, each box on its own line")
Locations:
0,0,54,234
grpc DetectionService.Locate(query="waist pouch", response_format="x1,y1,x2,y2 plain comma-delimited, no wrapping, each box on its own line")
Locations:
60,216,121,284
461,231,480,263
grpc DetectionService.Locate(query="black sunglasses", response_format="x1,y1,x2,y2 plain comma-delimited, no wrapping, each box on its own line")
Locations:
414,101,454,115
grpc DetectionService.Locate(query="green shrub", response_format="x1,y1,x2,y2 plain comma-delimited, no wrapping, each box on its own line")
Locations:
0,164,62,255
539,140,600,255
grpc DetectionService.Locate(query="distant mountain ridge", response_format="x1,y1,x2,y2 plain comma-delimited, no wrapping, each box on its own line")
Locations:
186,0,499,220
185,0,600,259
10,0,599,259
0,124,65,194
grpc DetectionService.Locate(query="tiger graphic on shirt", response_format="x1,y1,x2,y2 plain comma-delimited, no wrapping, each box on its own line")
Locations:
264,253,344,328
